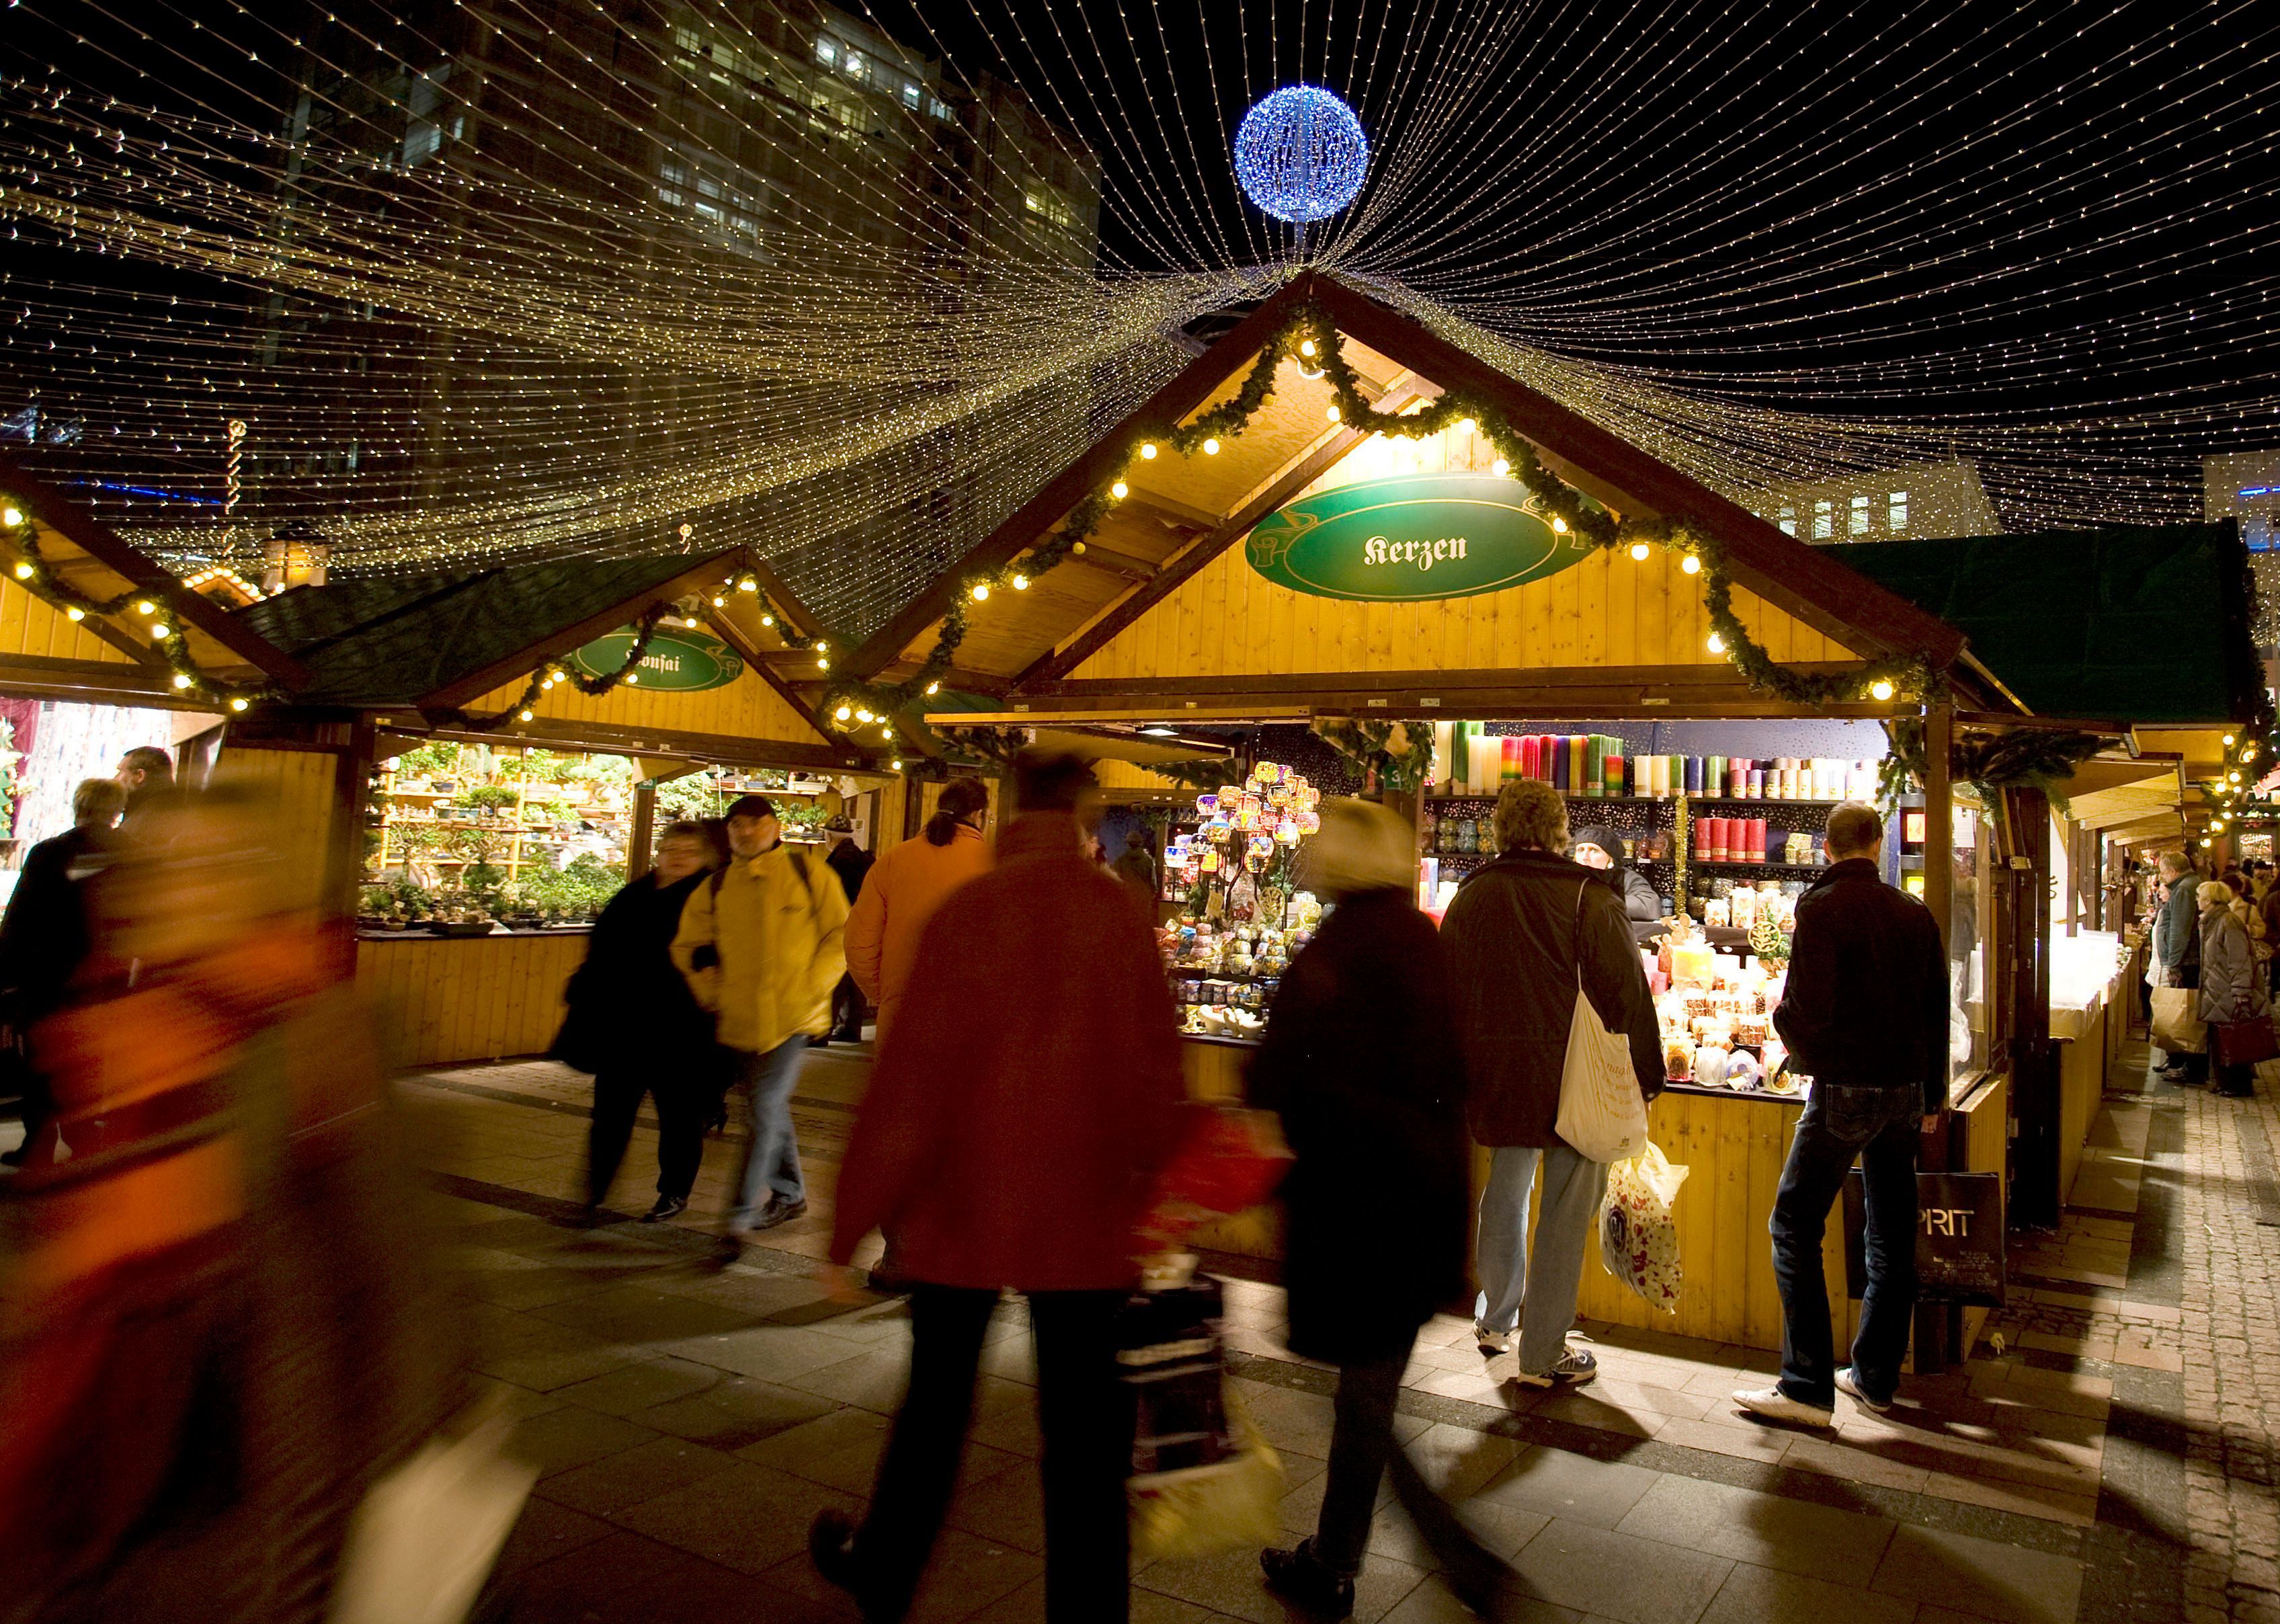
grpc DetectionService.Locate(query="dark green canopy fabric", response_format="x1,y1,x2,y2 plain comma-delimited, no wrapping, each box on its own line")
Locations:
1834,522,2255,723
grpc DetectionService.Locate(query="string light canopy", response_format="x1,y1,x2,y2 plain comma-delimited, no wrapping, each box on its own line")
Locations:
0,0,2272,651
1233,86,1369,223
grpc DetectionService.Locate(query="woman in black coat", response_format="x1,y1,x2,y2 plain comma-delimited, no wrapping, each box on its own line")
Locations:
556,820,723,1221
1251,799,1481,1620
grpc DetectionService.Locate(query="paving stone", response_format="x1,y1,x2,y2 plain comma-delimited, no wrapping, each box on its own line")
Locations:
662,1322,866,1383
1503,1517,1734,1624
487,1495,617,1582
628,1373,839,1450
1868,1524,2086,1624
534,1434,743,1516
1139,1543,1428,1624
507,1404,661,1477
553,1354,727,1416
483,1529,845,1623
608,1459,863,1574
1695,1562,1916,1624
530,1282,761,1343
766,1525,1044,1623
1472,1447,1662,1530
1613,1473,1898,1584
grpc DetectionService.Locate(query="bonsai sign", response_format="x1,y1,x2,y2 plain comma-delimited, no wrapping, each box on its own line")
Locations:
1245,473,1594,602
565,624,743,692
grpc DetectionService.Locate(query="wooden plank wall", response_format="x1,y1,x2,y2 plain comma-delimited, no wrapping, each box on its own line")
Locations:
2058,1006,2109,1204
214,744,343,918
0,577,149,665
464,662,827,746
1072,542,1850,684
356,933,590,1068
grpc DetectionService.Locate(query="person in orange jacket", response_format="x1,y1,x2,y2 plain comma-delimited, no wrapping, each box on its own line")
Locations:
844,778,992,1044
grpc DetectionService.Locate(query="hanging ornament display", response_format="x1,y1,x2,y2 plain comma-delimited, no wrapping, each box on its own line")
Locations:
1233,86,1370,223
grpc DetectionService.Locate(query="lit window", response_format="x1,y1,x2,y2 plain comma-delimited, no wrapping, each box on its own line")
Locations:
692,200,721,221
656,187,682,206
661,160,686,184
712,43,733,66
1777,502,1796,537
1024,188,1075,230
902,81,922,109
404,123,441,165
928,96,953,122
844,52,866,83
1850,494,1870,536
696,175,721,198
1889,490,1909,530
815,38,838,67
1811,499,1833,540
2247,516,2273,553
674,26,702,53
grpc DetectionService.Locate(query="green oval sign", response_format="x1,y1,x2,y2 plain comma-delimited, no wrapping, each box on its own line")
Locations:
1246,473,1592,602
567,624,744,692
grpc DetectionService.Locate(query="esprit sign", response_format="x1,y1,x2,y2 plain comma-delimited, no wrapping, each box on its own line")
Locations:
1244,473,1591,602
565,624,744,693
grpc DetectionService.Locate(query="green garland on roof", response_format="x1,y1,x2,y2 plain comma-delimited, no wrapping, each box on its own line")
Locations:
810,295,1945,758
1311,718,1436,795
1879,717,2112,815
432,605,670,734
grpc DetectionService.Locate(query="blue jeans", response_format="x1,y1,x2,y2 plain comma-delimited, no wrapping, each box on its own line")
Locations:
1473,1144,1608,1375
729,1033,808,1224
1769,1084,1922,1410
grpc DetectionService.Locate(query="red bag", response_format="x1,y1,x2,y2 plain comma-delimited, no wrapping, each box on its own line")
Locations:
1135,1107,1293,1251
2213,1016,2279,1068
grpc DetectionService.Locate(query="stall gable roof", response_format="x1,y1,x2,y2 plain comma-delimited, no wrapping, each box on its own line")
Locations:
1838,524,2254,725
842,270,1968,688
237,551,739,708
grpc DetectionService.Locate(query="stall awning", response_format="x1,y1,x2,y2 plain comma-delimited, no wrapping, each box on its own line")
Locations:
1837,524,2256,725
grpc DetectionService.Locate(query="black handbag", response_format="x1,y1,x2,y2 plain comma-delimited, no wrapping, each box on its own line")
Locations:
2213,1016,2280,1068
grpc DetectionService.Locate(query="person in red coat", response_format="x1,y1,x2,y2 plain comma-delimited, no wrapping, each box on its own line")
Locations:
814,749,1188,1624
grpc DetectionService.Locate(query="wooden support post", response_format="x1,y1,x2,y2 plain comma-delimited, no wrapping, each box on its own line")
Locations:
628,778,657,881
1914,704,1957,1373
2010,786,2062,1229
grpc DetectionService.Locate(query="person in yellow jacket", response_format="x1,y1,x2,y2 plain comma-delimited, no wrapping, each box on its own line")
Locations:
672,795,849,1235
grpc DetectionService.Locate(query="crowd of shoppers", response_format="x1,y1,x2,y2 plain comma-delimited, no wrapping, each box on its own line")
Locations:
2144,846,2277,1099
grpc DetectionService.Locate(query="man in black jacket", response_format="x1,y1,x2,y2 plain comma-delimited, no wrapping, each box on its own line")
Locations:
1738,802,1948,1428
820,816,874,1044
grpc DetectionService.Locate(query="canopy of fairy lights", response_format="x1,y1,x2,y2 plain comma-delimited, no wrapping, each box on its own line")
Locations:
0,2,2275,643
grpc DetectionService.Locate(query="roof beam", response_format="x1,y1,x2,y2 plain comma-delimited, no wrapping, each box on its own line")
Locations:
841,273,1322,680
0,455,309,684
417,551,741,711
1305,278,1966,668
700,604,833,744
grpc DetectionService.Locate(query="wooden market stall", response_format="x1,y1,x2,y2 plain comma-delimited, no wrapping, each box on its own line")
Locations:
813,270,2025,1360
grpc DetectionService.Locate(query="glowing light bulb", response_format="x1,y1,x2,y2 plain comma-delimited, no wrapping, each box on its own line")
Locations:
1,506,20,526
1299,339,1316,358
971,581,990,602
1551,518,1568,535
2224,734,2236,747
880,727,893,741
711,595,726,608
2230,771,2242,784
1871,680,1896,701
836,704,853,721
1492,458,1510,476
151,624,170,639
519,709,534,721
739,577,758,592
890,758,903,770
1139,442,1157,460
856,708,874,723
624,672,639,684
1111,481,1128,499
1012,574,1029,590
814,641,828,653
1681,555,1702,575
65,606,83,620
1707,633,1726,655
229,698,247,712
171,672,193,690
134,600,155,615
1202,438,1219,455
817,657,830,670
1457,417,1475,435
1628,542,1650,561
925,682,940,696
1071,542,1087,555
10,562,29,580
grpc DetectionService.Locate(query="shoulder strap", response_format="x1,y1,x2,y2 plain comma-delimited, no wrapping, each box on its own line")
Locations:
1573,877,1592,993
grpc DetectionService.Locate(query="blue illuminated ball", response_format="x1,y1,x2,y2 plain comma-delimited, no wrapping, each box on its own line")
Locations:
1234,86,1369,224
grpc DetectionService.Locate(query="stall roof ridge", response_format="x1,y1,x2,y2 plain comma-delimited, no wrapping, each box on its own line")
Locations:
1834,522,2256,725
842,269,1975,693
237,550,741,708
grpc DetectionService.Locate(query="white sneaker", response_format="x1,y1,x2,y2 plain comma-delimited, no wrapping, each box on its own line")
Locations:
1835,1367,1894,1414
1475,1322,1517,1356
1733,1387,1836,1428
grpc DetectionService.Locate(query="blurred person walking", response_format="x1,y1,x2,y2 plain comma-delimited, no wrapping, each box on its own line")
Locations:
1110,827,1158,911
1440,780,1662,1388
0,787,469,1623
819,815,876,1045
813,751,1186,1624
844,778,991,1045
1736,803,1948,1427
1251,800,1488,1620
0,778,123,1170
555,821,722,1223
673,795,848,1238
2199,879,2271,1098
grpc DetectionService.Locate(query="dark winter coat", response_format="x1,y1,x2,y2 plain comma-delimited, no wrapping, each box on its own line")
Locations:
1770,857,1949,1112
825,838,875,906
1570,824,1665,923
1248,888,1471,1364
2155,874,2201,972
1438,850,1663,1150
553,870,717,1078
0,824,110,1016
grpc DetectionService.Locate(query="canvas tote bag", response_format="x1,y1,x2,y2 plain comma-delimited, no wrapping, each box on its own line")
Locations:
1554,881,1652,1164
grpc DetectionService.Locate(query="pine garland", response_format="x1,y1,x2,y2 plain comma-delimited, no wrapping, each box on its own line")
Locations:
1879,717,2111,813
1310,717,1435,794
432,605,671,733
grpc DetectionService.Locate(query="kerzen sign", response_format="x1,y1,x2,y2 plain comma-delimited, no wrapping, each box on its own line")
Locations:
565,624,744,693
1245,473,1591,602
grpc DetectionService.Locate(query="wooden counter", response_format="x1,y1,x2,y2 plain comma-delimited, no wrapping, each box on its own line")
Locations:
1181,1034,2010,1359
356,929,590,1068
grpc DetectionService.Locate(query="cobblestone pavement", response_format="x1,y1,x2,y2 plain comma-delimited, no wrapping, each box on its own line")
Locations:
321,1034,2253,1623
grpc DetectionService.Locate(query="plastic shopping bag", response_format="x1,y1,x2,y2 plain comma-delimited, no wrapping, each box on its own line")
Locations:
1128,1388,1285,1561
329,1414,536,1624
1599,1141,1691,1312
